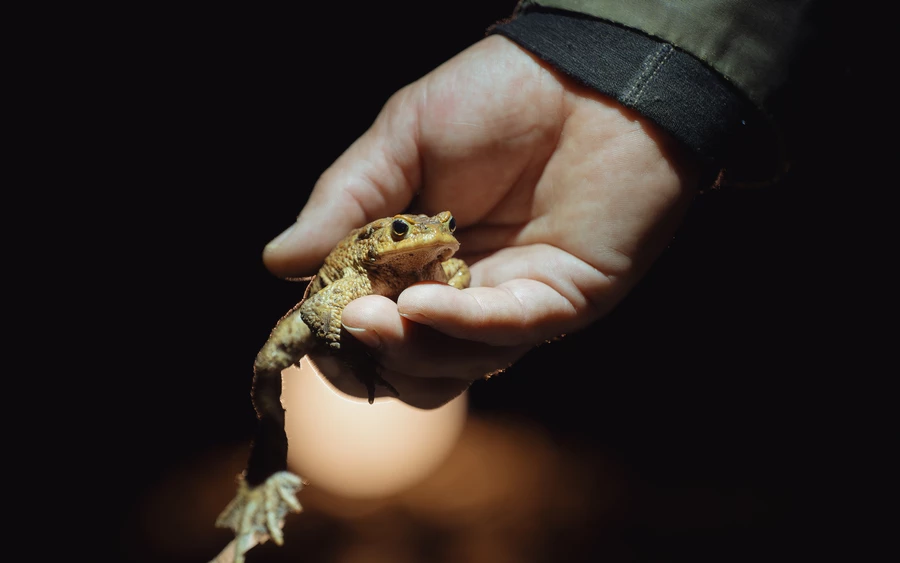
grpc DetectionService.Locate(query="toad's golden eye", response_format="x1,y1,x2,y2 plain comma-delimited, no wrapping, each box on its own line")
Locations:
448,216,456,232
391,219,410,239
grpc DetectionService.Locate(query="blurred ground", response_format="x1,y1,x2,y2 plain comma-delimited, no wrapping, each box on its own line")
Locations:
124,406,800,563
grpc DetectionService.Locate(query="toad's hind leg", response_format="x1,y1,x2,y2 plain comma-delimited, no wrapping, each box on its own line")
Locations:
215,306,314,563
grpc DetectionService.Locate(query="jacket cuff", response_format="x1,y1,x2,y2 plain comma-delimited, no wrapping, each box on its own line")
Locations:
490,8,783,187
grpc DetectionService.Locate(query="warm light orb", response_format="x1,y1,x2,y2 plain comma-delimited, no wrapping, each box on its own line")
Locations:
282,357,467,499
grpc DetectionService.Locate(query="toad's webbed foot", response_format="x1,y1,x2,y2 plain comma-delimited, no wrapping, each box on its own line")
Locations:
215,471,303,563
364,370,399,404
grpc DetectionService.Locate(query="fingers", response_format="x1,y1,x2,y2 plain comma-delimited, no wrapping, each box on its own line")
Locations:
341,295,531,381
414,244,617,345
338,243,613,380
399,281,577,347
263,88,423,277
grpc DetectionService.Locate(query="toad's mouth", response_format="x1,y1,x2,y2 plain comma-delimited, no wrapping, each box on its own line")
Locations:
376,241,459,263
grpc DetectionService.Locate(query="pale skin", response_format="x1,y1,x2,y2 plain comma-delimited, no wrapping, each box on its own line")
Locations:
264,36,701,398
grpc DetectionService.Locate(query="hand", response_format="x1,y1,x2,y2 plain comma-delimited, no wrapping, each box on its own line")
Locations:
263,36,700,401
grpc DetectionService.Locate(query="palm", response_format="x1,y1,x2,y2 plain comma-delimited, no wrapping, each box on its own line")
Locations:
411,38,565,238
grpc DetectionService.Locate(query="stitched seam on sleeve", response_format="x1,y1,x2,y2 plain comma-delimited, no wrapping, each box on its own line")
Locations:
622,44,674,106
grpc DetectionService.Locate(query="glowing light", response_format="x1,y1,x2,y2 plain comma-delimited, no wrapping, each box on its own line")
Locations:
282,357,467,499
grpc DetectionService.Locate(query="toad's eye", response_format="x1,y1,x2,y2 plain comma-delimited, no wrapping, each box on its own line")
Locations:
448,216,456,232
391,219,410,239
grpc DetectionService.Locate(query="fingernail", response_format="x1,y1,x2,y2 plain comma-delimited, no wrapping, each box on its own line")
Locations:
342,324,381,349
398,312,434,326
265,222,298,251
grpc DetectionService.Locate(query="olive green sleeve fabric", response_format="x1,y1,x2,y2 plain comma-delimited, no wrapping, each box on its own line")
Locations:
517,0,814,108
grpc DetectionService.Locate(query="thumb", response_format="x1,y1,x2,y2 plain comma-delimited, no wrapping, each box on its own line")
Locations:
262,87,424,277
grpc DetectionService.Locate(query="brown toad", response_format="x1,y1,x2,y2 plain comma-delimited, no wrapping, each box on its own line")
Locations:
215,211,469,563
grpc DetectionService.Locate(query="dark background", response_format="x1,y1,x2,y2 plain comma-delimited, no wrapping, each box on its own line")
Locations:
68,2,878,561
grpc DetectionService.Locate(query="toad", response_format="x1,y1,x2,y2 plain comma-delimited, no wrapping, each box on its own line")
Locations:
215,211,469,562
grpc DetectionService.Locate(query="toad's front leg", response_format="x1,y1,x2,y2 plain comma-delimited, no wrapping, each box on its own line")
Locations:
215,304,315,563
300,274,398,402
442,257,470,289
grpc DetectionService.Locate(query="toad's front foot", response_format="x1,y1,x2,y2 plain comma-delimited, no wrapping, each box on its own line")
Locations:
215,471,303,563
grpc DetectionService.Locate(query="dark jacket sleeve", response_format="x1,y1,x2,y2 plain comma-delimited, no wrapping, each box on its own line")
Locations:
490,1,817,187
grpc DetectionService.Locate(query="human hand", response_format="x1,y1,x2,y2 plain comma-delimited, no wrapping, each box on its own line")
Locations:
264,36,700,400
